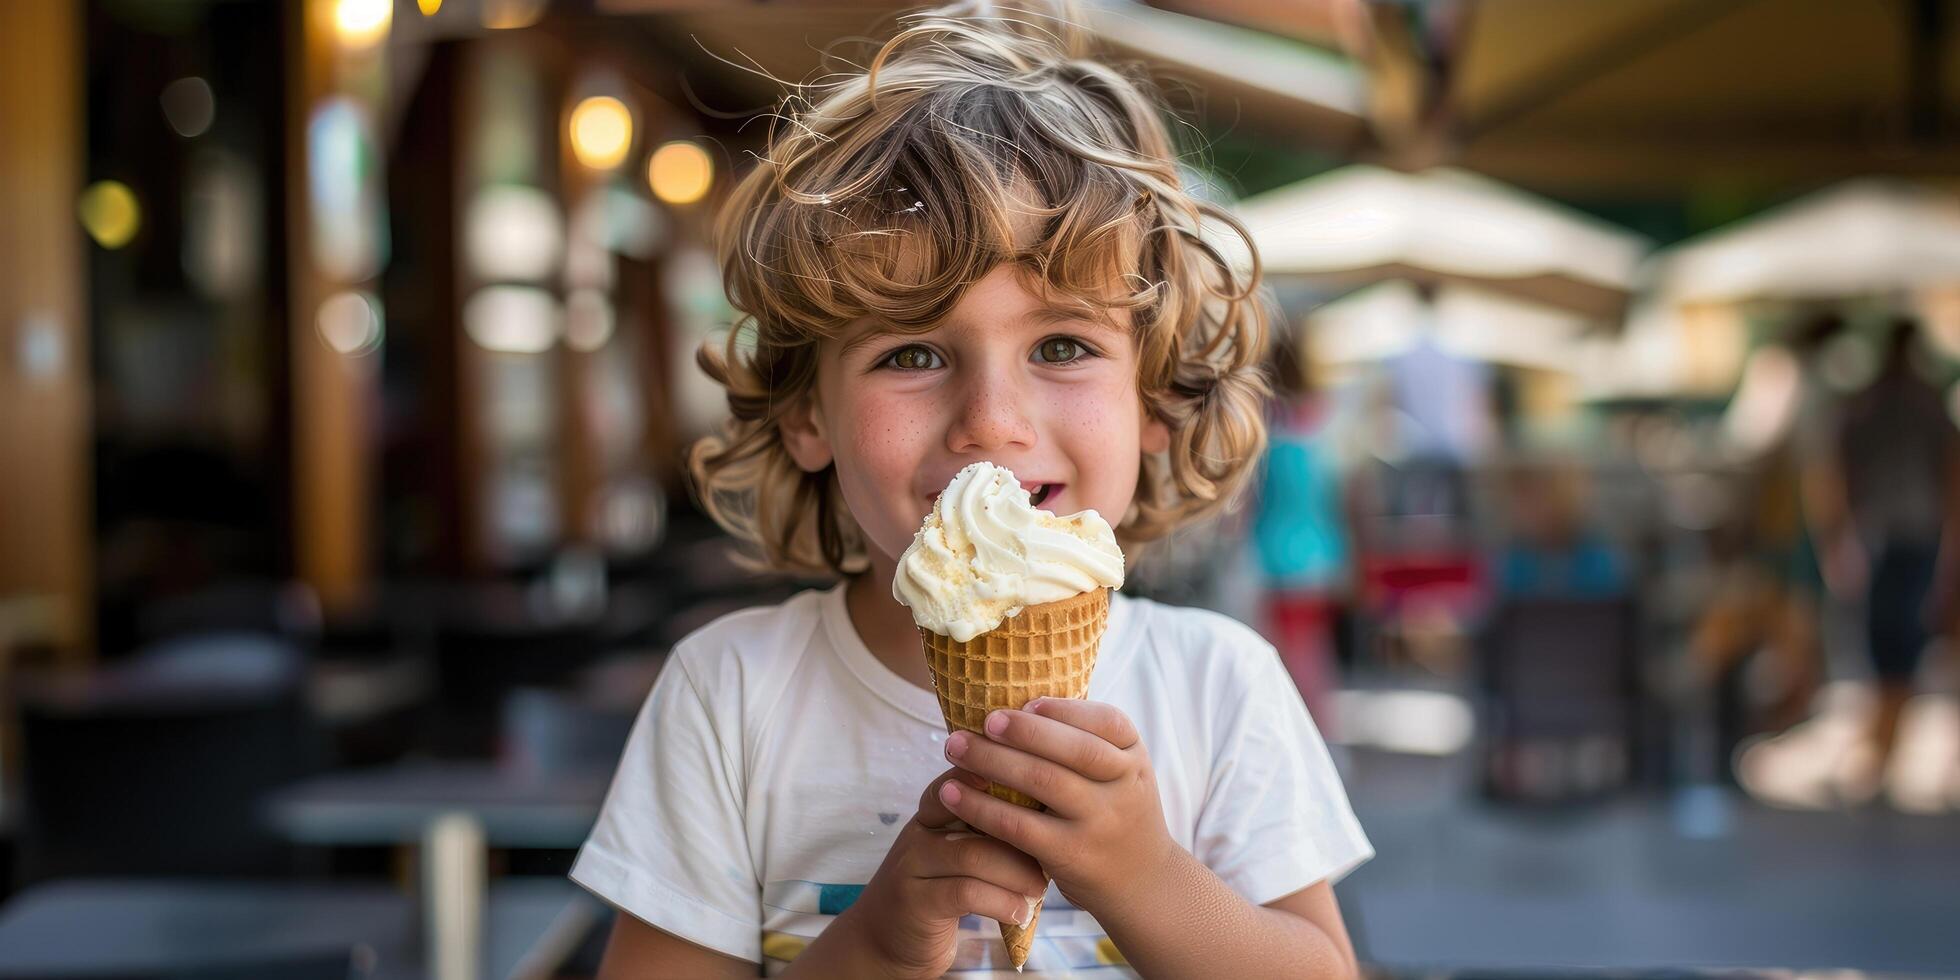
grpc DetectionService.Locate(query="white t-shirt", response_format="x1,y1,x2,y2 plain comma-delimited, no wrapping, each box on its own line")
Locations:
570,584,1372,977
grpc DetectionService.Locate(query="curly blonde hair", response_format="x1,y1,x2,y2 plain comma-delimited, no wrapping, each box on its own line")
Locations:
689,1,1272,578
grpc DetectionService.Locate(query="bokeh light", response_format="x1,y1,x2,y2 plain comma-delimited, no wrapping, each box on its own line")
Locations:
333,0,392,48
647,140,712,205
465,286,560,353
569,96,633,171
418,0,442,14
307,98,387,282
316,291,384,356
464,184,562,283
159,77,215,138
77,180,142,249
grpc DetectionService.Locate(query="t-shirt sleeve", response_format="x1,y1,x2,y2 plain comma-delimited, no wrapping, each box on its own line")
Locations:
569,652,762,963
1191,632,1373,906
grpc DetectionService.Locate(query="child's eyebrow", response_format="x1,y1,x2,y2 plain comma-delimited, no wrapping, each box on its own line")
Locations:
839,325,900,356
837,303,1124,356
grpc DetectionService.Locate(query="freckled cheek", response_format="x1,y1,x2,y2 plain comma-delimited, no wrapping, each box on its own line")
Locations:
1042,379,1139,441
844,391,938,486
1042,378,1145,505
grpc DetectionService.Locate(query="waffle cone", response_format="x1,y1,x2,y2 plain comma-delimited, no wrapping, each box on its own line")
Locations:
919,587,1110,969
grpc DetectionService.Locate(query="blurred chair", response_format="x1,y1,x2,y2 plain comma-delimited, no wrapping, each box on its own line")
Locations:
133,581,321,650
12,634,325,884
1477,596,1643,804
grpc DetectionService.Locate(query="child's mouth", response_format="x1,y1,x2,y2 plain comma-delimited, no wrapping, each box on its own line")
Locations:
925,479,1063,510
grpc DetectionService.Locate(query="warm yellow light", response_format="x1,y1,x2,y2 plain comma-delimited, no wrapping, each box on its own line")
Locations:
569,96,633,171
648,140,713,205
334,0,391,47
418,0,442,14
78,180,141,249
481,0,547,29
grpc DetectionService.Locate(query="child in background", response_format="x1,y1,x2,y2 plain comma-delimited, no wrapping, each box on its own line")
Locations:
571,4,1373,976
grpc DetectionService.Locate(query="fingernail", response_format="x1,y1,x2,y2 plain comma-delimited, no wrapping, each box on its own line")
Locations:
1025,698,1046,714
985,712,1008,737
945,731,967,759
940,781,962,806
1017,896,1038,925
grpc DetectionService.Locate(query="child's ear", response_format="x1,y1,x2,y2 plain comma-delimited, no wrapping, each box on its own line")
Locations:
779,393,835,473
1140,407,1170,455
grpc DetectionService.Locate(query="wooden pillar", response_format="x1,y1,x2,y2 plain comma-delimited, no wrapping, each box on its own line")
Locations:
288,0,376,611
0,0,91,662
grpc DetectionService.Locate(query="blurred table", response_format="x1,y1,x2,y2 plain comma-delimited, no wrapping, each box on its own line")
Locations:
266,761,609,848
0,877,598,980
265,761,611,980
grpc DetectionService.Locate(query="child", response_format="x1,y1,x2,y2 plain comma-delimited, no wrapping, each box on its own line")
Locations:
571,4,1373,976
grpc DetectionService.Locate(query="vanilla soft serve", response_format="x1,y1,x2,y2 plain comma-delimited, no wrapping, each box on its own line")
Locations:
892,462,1125,641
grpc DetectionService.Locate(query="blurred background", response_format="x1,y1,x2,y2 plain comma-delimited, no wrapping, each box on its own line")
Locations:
2,0,1958,977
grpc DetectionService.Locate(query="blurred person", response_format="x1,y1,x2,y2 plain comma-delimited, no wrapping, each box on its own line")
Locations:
1807,318,1960,802
1343,355,1489,676
1386,281,1496,466
1692,317,1837,741
1493,457,1627,598
1342,283,1496,675
574,6,1371,978
1251,326,1352,723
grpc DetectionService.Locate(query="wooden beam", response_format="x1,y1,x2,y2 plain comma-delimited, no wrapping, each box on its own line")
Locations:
1361,5,1432,158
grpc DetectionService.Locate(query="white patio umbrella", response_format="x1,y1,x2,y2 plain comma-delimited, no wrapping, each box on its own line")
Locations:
1646,178,1960,304
1234,165,1651,320
1305,279,1599,372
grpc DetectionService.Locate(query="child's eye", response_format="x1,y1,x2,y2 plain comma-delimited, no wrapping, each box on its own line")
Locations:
881,345,944,371
1033,336,1092,364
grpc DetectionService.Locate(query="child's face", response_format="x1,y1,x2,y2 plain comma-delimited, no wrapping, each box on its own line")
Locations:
783,263,1169,573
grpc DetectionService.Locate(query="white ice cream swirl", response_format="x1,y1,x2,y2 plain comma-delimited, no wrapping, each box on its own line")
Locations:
893,462,1125,641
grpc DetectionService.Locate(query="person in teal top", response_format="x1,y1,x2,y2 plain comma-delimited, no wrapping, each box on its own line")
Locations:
1254,417,1351,592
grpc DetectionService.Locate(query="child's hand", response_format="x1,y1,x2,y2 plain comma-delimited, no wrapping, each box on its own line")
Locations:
937,698,1177,914
823,768,1048,980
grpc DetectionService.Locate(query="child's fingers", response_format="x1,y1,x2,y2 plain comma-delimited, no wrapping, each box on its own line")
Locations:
938,778,1063,858
915,767,992,830
919,875,1039,930
1024,697,1141,750
912,833,1047,901
945,730,1091,817
982,708,1129,781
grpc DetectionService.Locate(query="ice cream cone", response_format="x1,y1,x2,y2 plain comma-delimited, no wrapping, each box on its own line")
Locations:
919,587,1109,969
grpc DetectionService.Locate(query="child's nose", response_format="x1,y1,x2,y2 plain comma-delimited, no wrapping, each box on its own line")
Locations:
946,371,1037,454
